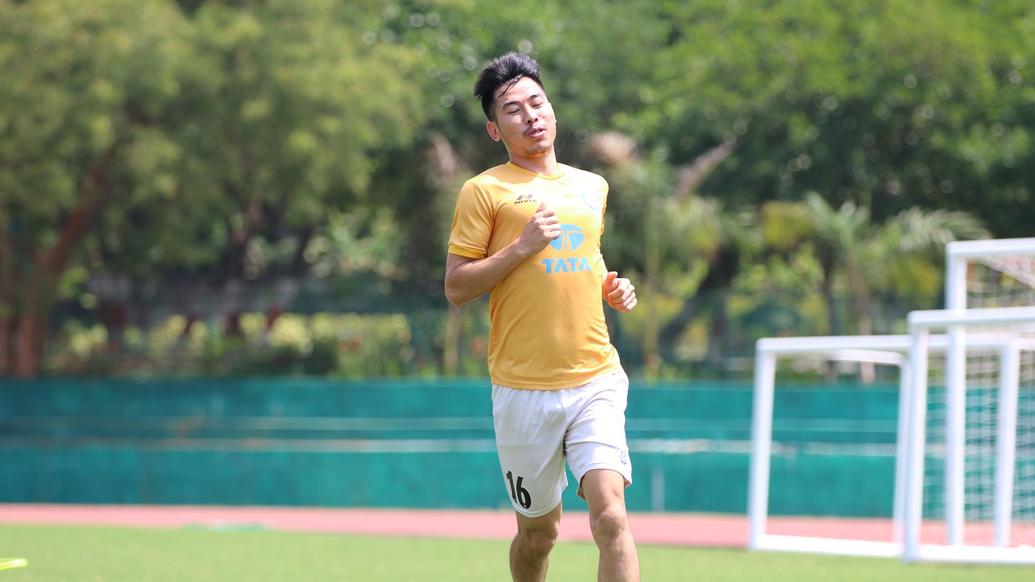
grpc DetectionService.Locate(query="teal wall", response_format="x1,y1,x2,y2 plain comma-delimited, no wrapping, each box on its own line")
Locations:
0,378,903,516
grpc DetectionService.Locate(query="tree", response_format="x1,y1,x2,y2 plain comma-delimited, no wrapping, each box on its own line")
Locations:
0,0,429,376
585,131,743,373
0,0,197,376
803,193,988,338
627,0,1035,235
174,0,424,281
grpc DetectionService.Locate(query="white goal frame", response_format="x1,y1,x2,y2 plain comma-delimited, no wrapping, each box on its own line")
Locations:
939,238,1035,549
748,334,1022,558
902,306,1035,564
749,237,1035,564
748,335,911,557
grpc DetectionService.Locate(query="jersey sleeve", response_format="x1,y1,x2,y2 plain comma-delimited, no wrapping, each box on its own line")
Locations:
599,176,609,240
447,180,495,259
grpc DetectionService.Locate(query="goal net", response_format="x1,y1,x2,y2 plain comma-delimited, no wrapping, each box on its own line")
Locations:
902,239,1035,563
749,238,1035,564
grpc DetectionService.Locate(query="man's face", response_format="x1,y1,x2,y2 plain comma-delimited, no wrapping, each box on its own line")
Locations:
487,76,557,158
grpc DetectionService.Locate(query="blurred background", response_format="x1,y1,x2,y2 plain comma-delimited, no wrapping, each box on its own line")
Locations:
1,0,1033,515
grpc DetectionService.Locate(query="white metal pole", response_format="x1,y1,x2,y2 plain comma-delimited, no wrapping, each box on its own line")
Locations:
903,328,930,562
748,349,777,549
944,328,966,546
944,246,968,313
944,251,968,546
893,358,911,545
994,342,1020,547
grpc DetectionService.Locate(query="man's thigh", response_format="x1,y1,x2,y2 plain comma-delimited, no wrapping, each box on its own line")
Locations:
564,369,633,495
492,385,568,517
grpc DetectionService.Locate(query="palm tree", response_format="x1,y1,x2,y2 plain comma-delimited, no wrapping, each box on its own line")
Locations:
585,132,739,377
802,193,873,338
800,193,988,380
655,197,754,370
804,193,989,336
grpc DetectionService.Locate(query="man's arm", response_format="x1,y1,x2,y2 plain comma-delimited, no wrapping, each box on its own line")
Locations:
444,202,559,306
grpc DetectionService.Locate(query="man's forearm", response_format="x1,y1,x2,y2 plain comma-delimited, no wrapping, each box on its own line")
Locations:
445,241,532,306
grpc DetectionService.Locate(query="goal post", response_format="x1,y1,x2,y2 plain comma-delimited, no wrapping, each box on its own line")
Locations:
748,335,912,557
941,238,1035,548
747,333,1019,558
902,306,1035,564
749,237,1035,564
749,327,1035,563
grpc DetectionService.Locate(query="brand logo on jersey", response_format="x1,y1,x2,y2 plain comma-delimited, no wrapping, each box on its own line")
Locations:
549,224,584,252
542,224,590,274
514,194,536,205
542,257,593,273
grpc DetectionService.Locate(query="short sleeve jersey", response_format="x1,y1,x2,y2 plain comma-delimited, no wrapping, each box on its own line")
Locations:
448,162,620,389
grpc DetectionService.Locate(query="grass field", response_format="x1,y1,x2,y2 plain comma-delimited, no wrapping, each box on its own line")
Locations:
1,524,1033,581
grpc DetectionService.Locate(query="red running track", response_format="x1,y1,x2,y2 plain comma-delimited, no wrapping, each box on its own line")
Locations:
4,504,1033,549
0,504,896,548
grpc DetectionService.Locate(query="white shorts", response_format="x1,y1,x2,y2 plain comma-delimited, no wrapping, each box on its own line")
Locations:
491,368,632,517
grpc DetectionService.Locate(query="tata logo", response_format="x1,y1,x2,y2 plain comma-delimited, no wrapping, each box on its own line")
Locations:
549,224,584,252
542,256,592,273
542,224,590,274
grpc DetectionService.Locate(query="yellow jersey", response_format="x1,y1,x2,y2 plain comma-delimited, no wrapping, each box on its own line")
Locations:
447,162,620,389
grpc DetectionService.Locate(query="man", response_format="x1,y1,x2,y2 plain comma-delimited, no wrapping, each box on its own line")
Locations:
443,52,640,582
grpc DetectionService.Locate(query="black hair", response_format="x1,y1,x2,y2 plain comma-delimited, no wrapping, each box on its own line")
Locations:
473,52,544,120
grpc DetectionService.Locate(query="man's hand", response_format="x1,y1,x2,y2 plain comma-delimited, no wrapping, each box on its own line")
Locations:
603,271,637,312
516,201,560,257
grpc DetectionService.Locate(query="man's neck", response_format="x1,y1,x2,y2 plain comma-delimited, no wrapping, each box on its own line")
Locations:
508,152,559,177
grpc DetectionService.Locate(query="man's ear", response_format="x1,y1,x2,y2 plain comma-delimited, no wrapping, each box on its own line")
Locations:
486,120,501,142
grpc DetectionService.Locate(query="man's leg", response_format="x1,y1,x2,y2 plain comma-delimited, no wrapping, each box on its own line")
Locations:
581,469,639,582
510,503,562,582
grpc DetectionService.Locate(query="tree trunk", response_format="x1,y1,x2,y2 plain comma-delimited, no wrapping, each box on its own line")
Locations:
658,246,739,364
0,317,12,374
820,269,840,335
642,178,660,378
706,295,729,373
13,313,43,378
10,142,118,377
0,224,14,374
818,264,841,381
0,289,12,375
849,272,876,383
657,295,704,364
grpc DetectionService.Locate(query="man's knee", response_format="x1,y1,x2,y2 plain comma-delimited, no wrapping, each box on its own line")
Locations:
516,513,560,557
517,525,558,557
590,504,630,545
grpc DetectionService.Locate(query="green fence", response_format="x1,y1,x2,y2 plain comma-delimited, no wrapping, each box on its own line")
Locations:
0,378,901,516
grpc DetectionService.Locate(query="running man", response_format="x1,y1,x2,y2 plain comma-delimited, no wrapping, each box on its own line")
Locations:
444,52,640,582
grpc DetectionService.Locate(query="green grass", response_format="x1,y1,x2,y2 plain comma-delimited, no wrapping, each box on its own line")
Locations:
0,524,1032,581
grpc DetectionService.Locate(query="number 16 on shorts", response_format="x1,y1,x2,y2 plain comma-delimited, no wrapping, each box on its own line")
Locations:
505,470,532,509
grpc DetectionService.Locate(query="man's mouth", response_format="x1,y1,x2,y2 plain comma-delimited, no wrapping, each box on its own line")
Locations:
526,126,547,138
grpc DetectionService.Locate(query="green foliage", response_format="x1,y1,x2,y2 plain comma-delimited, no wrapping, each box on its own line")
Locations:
631,0,1034,235
46,311,493,378
0,0,196,279
3,0,1031,377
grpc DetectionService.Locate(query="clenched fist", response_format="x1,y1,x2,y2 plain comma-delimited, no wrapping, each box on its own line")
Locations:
603,271,637,312
516,201,560,257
